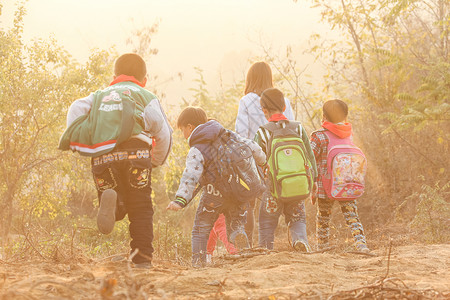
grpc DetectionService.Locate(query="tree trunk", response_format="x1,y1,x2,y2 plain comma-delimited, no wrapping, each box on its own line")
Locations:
340,0,370,89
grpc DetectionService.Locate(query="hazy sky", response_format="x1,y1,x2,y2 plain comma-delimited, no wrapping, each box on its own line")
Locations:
1,0,329,106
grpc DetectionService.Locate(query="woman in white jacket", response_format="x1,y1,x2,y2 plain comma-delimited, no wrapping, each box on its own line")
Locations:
234,61,295,246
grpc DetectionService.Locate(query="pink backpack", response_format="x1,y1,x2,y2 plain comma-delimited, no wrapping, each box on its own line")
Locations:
322,131,367,201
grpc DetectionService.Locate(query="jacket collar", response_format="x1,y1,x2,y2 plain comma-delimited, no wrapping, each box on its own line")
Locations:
268,113,287,122
109,75,146,87
322,121,352,138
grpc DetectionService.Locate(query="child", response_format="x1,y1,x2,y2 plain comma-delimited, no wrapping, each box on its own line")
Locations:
166,106,266,267
206,214,238,264
254,88,317,252
59,53,173,268
310,99,370,252
235,61,295,246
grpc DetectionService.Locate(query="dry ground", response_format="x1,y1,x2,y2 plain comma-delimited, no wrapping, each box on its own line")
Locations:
1,243,449,299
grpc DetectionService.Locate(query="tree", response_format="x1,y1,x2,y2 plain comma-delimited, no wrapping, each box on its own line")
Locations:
304,0,449,222
0,4,114,245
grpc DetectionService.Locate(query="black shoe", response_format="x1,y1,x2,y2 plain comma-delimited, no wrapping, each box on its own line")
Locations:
97,189,117,234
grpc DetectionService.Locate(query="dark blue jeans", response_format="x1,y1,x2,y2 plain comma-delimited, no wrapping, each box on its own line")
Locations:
191,185,248,266
91,139,153,264
258,190,308,250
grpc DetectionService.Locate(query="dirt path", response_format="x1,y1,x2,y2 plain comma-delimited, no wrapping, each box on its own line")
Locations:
1,244,449,299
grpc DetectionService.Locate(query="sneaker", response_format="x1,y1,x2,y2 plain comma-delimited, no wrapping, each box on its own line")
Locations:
133,262,152,269
355,242,370,253
192,258,205,268
206,254,212,265
97,189,117,234
293,240,310,253
232,231,249,251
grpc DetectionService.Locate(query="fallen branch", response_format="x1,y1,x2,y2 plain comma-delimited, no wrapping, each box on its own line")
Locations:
29,280,84,296
382,239,393,281
325,277,446,300
345,251,377,257
94,252,128,263
305,246,336,254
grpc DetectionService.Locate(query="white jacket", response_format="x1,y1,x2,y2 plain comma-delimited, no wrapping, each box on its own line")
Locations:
235,92,295,140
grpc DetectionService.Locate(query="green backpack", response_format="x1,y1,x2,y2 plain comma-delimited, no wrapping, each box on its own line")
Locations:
262,120,313,202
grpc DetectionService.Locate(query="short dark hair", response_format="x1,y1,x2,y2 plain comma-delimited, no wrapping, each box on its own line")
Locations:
177,106,208,128
323,99,348,123
114,53,147,82
260,88,285,112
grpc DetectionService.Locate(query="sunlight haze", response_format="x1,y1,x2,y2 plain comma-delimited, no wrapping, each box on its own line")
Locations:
1,0,327,106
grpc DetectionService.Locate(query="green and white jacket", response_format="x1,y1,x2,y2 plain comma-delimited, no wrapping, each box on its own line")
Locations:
59,76,172,166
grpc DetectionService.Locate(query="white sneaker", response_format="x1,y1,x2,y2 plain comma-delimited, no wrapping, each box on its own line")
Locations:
206,254,212,264
293,240,310,253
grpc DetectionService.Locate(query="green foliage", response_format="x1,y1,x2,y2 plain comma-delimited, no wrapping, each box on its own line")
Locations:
4,215,131,262
153,220,192,264
255,44,323,130
0,2,114,251
164,130,190,201
3,0,448,265
407,181,450,243
78,217,131,258
306,0,450,225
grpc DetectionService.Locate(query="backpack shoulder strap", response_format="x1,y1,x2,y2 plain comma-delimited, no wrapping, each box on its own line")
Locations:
261,121,279,133
277,120,302,139
263,120,299,132
283,121,302,139
284,120,300,129
260,122,280,155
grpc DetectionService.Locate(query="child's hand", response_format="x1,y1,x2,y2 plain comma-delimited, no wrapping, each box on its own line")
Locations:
166,201,182,211
263,164,269,177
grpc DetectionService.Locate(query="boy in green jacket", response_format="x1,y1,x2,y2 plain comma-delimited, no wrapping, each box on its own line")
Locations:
59,53,172,268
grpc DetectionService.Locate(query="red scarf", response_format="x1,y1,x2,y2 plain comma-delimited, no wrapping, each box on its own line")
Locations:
322,121,352,138
268,113,287,122
109,75,146,87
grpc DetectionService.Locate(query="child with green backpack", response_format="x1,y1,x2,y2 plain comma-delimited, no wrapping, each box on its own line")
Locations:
254,88,317,252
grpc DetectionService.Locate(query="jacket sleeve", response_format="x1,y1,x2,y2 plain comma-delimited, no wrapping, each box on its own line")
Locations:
145,98,173,167
284,98,295,121
66,94,94,127
241,136,266,166
174,147,204,208
301,127,317,180
235,97,250,138
309,131,321,162
253,128,268,164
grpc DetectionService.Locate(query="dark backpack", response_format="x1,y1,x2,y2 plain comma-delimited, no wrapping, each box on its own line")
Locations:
211,130,265,202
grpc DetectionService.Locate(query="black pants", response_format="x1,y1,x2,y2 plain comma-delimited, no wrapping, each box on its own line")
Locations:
91,139,153,263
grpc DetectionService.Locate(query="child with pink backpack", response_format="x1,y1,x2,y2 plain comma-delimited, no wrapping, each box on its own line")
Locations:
310,99,370,252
